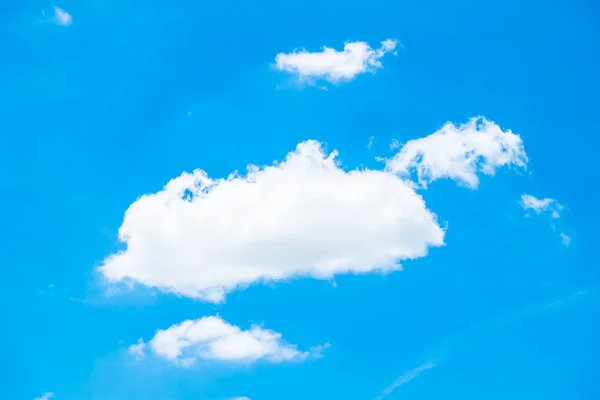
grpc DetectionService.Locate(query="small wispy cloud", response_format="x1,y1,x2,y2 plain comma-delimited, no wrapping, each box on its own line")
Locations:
374,362,437,400
127,338,146,359
543,289,586,309
519,194,571,245
520,194,563,218
367,136,375,149
51,6,72,26
34,393,54,400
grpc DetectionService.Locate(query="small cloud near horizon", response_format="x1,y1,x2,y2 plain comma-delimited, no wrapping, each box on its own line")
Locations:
51,6,72,26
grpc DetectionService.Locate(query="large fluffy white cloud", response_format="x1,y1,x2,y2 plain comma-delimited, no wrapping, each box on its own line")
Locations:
385,117,527,188
99,141,446,302
129,316,324,366
274,39,397,84
99,118,527,303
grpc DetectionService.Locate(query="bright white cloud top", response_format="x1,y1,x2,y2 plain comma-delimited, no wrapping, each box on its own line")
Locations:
386,117,527,188
99,118,527,303
274,39,398,83
520,194,563,218
129,316,324,366
51,6,72,26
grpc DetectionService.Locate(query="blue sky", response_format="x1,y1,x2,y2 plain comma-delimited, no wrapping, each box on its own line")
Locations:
1,1,599,399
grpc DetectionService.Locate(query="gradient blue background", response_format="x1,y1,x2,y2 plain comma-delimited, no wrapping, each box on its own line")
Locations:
1,0,599,399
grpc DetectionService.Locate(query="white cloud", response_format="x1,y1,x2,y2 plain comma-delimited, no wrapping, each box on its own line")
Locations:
385,117,527,188
128,338,146,358
230,397,251,400
520,194,569,243
560,233,571,246
99,118,527,303
130,315,325,366
52,6,72,26
99,140,445,302
520,194,563,218
374,362,437,400
367,136,375,149
274,39,398,84
374,290,589,399
34,393,54,400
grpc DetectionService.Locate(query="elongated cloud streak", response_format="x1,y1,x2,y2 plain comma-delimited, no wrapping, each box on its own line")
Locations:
374,362,437,400
374,289,591,399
